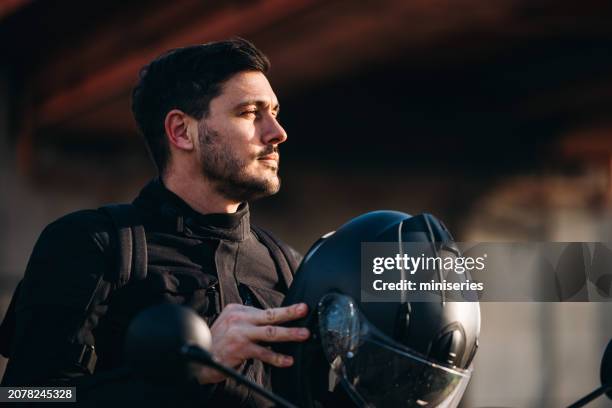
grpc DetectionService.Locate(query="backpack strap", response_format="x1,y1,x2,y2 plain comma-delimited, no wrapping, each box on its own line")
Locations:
98,204,148,287
0,204,147,373
62,204,148,373
251,225,300,290
0,204,148,372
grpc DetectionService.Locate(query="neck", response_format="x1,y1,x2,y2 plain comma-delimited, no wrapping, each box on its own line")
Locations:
162,171,241,215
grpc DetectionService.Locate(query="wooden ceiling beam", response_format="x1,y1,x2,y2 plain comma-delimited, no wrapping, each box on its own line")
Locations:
0,0,31,22
34,0,320,129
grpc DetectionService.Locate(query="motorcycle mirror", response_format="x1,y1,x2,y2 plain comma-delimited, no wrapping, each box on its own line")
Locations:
124,303,212,383
124,304,297,408
567,339,612,408
600,339,612,399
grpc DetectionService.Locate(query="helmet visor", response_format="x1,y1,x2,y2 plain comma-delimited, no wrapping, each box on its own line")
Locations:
318,293,471,407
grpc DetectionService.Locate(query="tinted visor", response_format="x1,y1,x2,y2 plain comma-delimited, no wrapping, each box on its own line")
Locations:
318,293,471,407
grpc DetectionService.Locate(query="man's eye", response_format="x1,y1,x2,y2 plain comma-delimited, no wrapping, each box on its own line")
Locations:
241,110,257,117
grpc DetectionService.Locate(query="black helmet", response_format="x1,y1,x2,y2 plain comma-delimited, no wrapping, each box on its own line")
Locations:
272,211,480,407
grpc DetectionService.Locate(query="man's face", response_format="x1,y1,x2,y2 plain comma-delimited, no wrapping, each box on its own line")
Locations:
197,71,287,202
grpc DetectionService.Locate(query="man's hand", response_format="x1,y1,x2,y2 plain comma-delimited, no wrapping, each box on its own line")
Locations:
198,302,310,384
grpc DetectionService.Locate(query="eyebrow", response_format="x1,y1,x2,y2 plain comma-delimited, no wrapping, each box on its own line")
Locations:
234,99,280,112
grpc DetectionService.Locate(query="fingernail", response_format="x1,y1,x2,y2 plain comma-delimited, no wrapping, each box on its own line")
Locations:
299,328,310,338
283,356,293,366
297,303,307,313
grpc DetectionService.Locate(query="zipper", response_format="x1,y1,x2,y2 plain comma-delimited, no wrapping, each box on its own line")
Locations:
205,282,221,317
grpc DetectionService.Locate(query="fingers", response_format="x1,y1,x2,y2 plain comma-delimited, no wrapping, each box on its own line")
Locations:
206,302,310,376
246,325,310,343
247,344,294,368
247,303,309,325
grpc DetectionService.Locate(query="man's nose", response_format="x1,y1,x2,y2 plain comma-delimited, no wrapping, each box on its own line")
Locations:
261,115,288,145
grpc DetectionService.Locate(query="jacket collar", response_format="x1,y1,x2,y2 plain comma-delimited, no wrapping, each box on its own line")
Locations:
133,178,250,242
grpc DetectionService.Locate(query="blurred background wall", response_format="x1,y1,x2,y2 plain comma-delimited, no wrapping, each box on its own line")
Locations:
1,0,612,406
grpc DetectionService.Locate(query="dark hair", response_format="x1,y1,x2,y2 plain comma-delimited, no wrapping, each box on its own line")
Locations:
131,38,270,174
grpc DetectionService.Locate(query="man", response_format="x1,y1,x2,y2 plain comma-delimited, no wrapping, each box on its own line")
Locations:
2,38,310,406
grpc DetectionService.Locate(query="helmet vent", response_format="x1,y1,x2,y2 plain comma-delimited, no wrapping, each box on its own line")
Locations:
430,322,467,367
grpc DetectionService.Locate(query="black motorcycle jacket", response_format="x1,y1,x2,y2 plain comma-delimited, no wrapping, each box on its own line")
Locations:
1,179,301,407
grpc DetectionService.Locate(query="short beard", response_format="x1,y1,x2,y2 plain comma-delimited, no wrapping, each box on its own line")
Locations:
198,122,280,203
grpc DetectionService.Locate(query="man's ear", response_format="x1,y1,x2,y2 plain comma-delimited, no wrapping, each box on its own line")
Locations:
164,109,197,151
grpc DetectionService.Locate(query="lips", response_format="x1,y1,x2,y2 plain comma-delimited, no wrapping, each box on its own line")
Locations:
258,153,279,162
